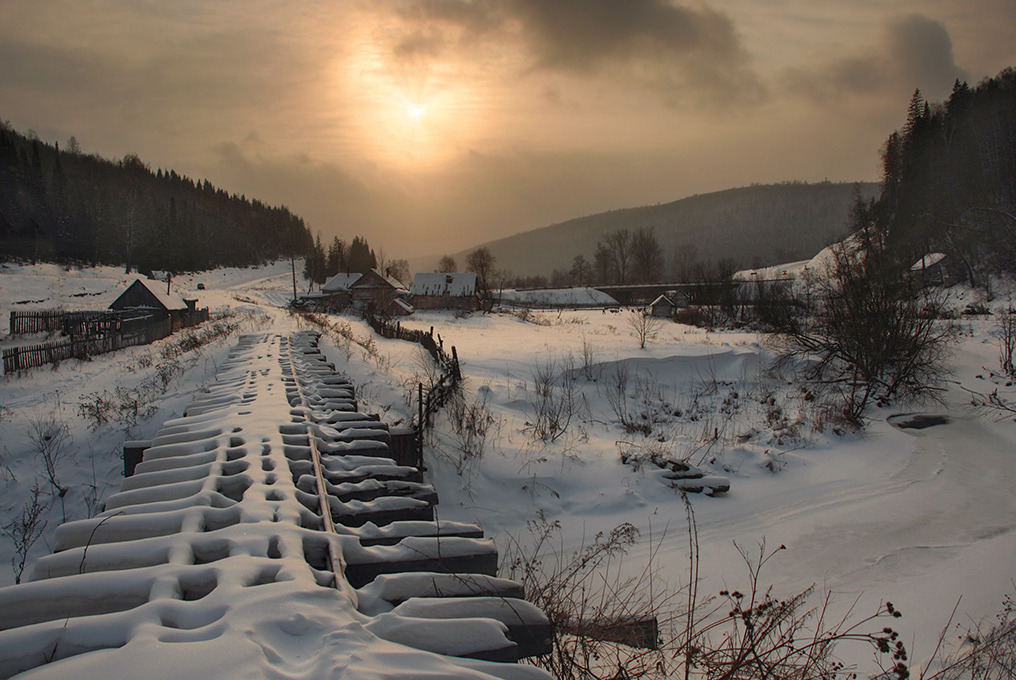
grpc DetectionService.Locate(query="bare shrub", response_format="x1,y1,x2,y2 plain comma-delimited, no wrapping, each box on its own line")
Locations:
628,309,663,349
502,515,912,680
526,357,579,442
501,516,678,680
442,387,497,478
604,362,655,436
513,308,552,326
26,407,70,503
2,481,48,584
691,541,909,680
775,232,957,426
922,592,1016,680
79,383,158,435
580,336,599,381
994,305,1016,377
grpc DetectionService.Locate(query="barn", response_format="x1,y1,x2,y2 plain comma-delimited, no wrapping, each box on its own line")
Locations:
410,273,480,311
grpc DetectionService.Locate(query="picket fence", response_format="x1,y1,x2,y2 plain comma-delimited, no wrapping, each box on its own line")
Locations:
3,308,209,375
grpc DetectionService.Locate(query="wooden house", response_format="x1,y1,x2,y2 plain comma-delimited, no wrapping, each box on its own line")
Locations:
910,253,951,287
311,272,363,310
350,269,409,314
109,278,199,330
410,273,480,311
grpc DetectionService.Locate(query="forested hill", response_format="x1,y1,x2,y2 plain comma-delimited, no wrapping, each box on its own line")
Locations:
444,181,878,279
0,123,313,271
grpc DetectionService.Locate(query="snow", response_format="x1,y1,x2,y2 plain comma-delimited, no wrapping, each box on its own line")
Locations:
323,272,362,292
2,260,1015,677
733,259,812,282
499,286,618,307
911,252,948,270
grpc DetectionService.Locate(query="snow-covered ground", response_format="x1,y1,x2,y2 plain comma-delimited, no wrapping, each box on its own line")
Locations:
1,261,1014,676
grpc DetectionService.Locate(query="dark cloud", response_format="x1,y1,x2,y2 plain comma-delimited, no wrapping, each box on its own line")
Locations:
389,0,763,106
785,14,967,102
886,14,967,91
510,0,739,72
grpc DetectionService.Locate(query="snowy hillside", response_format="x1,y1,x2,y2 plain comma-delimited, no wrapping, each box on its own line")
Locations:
1,261,1015,676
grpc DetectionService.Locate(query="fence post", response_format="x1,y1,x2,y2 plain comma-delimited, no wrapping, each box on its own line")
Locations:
451,346,460,381
417,382,425,471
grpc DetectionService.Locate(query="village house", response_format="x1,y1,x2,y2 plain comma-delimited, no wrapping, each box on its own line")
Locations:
309,272,363,310
350,269,410,315
108,277,202,331
410,273,480,312
910,253,952,287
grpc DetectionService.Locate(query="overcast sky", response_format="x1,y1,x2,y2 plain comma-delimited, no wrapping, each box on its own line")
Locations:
2,0,1013,256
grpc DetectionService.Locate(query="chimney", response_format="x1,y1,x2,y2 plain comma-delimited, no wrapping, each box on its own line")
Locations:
166,275,172,296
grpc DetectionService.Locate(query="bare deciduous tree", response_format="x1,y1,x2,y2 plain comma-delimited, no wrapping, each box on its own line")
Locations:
605,229,633,284
466,247,499,310
631,227,665,284
437,255,457,273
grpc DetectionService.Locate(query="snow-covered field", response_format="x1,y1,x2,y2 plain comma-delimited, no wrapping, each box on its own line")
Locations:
1,261,1014,676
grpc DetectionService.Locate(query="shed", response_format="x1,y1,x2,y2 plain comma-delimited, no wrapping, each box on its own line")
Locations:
386,297,415,317
650,291,689,319
650,295,676,318
410,273,480,311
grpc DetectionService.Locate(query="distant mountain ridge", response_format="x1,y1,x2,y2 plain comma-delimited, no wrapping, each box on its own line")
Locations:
423,182,878,279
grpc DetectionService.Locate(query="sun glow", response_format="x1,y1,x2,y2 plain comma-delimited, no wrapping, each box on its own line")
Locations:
341,24,493,171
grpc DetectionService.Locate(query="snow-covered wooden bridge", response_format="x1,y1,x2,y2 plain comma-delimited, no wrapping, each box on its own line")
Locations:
0,331,552,680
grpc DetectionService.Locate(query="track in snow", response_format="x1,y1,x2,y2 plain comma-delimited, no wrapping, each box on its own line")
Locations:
0,332,552,680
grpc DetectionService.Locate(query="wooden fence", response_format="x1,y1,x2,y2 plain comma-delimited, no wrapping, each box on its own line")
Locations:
3,307,210,375
3,318,173,374
10,310,122,336
365,315,463,468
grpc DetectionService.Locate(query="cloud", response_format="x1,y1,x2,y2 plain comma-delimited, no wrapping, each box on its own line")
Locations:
886,14,967,90
784,14,967,103
386,0,763,107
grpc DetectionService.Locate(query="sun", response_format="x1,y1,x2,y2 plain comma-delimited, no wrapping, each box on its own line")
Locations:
408,104,426,120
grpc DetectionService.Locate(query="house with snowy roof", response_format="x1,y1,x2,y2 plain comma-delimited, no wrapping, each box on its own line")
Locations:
410,273,479,311
306,272,364,311
322,272,362,293
910,252,952,287
649,291,689,319
109,277,201,330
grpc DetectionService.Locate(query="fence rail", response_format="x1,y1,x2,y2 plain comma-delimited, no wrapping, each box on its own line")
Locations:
365,315,462,468
10,309,125,336
3,308,210,375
